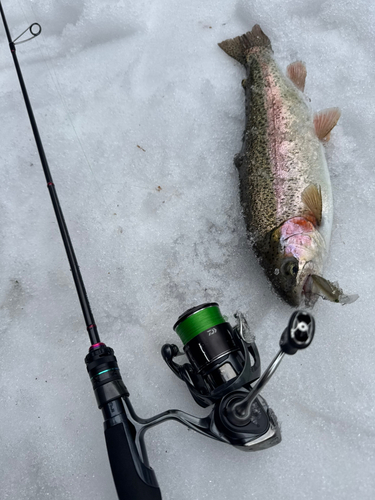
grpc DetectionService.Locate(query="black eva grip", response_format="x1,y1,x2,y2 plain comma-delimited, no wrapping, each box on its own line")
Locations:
105,420,162,500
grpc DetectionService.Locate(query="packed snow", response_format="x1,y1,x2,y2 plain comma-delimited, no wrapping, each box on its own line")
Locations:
0,1,374,499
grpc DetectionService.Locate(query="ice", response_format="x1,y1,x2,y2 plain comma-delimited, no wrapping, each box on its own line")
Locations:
0,0,374,499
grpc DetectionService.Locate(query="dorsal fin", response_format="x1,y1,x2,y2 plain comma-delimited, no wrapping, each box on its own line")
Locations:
314,108,341,141
287,61,306,92
302,184,322,226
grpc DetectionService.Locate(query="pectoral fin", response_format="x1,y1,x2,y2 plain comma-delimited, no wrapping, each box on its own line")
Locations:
302,184,322,226
311,275,359,305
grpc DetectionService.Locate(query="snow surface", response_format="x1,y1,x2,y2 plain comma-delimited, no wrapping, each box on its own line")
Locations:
0,0,374,499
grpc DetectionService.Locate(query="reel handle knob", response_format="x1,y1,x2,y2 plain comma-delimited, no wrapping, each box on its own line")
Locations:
279,310,315,355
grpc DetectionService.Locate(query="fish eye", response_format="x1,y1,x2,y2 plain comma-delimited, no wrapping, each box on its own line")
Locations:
281,258,299,278
291,263,298,275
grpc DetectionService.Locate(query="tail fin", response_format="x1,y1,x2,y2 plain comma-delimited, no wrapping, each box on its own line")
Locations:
218,25,272,65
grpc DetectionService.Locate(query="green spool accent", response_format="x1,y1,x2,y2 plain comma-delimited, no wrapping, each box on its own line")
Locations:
175,306,225,345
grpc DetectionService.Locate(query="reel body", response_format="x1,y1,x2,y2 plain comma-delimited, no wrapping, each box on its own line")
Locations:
161,303,287,451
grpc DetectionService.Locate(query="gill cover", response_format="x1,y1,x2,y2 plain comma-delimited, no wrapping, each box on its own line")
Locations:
257,226,301,307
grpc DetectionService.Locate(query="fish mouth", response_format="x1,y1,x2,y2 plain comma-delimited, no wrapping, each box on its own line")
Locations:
301,273,317,307
302,274,313,295
298,261,318,307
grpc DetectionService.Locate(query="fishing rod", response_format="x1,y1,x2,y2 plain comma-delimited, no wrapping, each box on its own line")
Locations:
0,4,316,499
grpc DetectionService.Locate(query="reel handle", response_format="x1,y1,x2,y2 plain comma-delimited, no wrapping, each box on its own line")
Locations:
223,310,315,427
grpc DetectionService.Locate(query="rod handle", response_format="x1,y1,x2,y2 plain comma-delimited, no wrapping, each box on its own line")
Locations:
104,418,162,500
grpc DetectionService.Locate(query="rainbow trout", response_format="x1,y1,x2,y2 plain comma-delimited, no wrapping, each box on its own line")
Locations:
219,25,358,307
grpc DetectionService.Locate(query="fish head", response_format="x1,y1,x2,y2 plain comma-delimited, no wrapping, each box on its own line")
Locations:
264,255,322,307
261,217,326,307
269,255,304,307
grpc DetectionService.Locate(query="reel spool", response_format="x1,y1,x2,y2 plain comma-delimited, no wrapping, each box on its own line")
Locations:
162,303,261,407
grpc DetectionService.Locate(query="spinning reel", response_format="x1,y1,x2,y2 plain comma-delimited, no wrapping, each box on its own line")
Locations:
85,303,315,499
162,303,314,449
